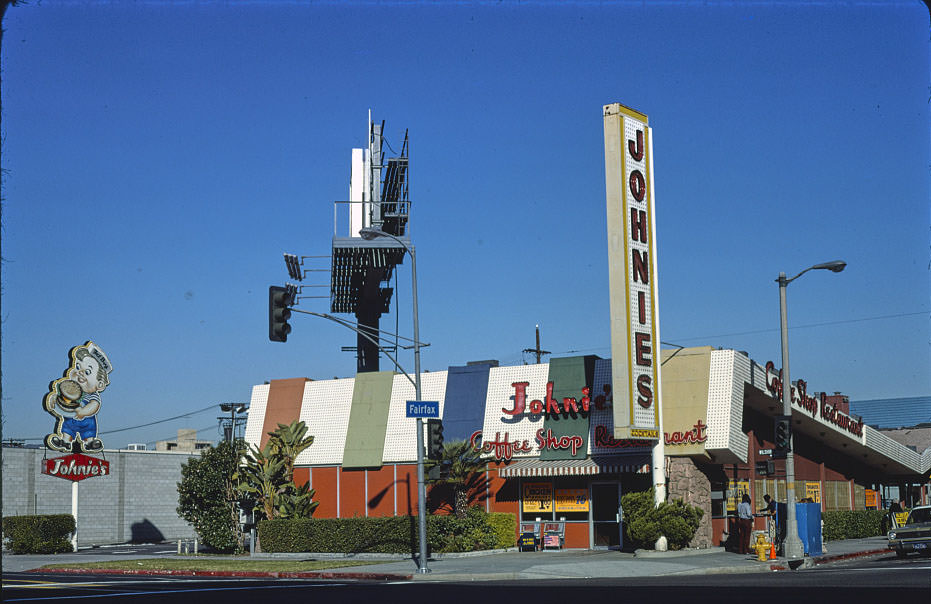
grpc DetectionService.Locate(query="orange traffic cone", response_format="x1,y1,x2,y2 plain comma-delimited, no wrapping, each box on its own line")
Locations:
769,543,777,560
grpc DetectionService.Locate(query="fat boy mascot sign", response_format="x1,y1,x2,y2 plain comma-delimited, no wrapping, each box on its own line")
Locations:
43,341,113,453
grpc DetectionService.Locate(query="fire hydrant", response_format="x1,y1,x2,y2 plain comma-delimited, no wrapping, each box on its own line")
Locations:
754,533,771,562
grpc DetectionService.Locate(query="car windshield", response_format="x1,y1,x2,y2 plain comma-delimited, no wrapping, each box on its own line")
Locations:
906,508,931,525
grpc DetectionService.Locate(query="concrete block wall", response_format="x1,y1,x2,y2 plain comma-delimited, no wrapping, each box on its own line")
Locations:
2,447,200,547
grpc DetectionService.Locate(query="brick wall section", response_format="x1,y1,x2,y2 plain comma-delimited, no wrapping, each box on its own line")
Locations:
666,457,713,548
2,448,199,547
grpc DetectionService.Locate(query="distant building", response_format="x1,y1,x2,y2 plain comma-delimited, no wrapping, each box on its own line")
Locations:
850,396,931,430
155,429,212,452
126,443,147,451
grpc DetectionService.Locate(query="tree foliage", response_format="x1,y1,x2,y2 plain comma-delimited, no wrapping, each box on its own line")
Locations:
425,439,488,518
176,439,246,553
234,420,319,520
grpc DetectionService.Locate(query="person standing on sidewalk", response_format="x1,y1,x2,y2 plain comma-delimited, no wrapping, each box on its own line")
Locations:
737,494,753,555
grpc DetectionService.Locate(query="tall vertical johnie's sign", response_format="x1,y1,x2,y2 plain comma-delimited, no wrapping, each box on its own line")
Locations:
603,103,661,442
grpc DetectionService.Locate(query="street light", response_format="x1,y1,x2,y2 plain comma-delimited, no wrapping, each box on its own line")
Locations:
359,226,430,574
776,259,845,560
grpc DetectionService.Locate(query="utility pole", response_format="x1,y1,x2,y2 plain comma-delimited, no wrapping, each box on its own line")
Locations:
218,403,249,442
523,324,551,364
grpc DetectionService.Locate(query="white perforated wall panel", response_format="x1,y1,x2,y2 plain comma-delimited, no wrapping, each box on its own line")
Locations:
244,384,269,449
383,371,449,463
481,364,549,459
590,361,614,456
705,350,748,461
297,378,355,466
728,352,750,461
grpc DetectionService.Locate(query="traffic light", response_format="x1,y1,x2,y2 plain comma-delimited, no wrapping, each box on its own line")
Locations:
773,415,791,459
426,419,444,460
268,286,292,342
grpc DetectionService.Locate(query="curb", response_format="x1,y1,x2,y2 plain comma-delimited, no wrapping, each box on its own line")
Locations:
810,548,889,565
31,567,412,581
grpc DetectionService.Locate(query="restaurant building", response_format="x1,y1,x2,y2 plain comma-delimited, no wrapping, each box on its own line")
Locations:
245,347,931,549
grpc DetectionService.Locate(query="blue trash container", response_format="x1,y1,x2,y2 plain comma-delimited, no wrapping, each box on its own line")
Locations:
795,502,822,556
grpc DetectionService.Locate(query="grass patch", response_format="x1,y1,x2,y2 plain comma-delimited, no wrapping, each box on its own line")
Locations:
40,558,388,573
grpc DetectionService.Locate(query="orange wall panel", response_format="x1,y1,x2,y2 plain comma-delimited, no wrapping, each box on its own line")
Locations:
339,468,367,518
309,467,339,518
563,522,589,549
366,466,398,517
394,465,418,517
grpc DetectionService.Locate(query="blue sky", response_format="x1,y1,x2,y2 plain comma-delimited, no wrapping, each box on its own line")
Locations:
2,1,928,448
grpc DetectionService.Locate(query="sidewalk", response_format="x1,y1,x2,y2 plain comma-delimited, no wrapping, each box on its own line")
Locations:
2,536,891,581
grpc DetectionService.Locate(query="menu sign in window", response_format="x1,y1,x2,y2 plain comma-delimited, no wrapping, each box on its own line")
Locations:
522,482,553,513
555,488,590,512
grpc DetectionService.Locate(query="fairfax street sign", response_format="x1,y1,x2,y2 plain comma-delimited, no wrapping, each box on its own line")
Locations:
406,400,439,418
43,453,110,482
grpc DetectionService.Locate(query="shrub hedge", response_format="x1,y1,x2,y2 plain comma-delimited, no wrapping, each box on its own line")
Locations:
258,508,516,553
2,514,75,554
621,488,703,551
822,510,886,541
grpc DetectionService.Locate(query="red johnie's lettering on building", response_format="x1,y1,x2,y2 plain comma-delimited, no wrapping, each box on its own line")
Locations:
470,430,533,462
535,428,584,456
502,381,529,415
664,420,708,446
545,382,561,415
593,384,612,410
503,382,592,420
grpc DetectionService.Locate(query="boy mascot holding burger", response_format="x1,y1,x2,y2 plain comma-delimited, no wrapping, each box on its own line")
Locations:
44,341,112,453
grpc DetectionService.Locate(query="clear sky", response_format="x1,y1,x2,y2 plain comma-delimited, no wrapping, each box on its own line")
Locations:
1,1,928,449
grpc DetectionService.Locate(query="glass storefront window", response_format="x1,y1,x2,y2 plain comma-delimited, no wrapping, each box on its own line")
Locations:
518,477,599,523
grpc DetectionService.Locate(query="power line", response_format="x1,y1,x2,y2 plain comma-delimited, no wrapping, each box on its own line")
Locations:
17,404,219,441
668,310,929,343
555,310,929,355
145,423,219,448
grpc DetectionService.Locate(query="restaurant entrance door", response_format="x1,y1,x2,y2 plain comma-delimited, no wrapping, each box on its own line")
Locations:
591,482,622,549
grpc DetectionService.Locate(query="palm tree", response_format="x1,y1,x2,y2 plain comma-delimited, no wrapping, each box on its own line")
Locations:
234,442,285,520
425,439,488,518
235,420,317,520
268,420,314,483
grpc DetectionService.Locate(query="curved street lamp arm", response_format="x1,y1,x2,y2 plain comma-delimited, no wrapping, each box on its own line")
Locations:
290,308,418,390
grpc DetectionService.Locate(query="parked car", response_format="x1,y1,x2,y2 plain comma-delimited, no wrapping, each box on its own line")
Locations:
887,505,931,557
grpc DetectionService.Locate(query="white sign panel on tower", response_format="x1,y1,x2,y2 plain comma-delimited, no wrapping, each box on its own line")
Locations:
603,103,661,441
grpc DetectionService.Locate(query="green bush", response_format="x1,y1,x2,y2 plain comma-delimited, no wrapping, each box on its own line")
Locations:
258,508,517,553
2,514,75,554
822,510,886,541
621,489,703,550
485,512,517,549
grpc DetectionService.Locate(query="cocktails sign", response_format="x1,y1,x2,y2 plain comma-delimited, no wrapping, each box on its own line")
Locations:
43,453,111,482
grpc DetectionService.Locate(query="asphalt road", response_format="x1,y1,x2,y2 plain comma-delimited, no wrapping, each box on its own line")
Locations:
3,555,929,603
